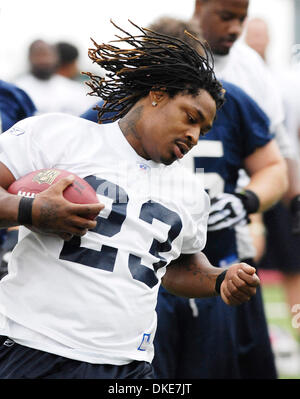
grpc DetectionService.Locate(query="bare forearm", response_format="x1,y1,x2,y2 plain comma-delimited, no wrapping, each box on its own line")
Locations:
246,160,288,212
162,252,260,306
161,252,221,298
0,162,21,229
243,140,288,212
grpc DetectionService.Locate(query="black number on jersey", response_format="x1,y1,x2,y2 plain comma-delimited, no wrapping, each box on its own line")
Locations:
59,176,182,289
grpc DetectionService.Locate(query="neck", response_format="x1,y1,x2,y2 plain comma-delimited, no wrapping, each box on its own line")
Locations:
118,104,148,159
119,105,143,138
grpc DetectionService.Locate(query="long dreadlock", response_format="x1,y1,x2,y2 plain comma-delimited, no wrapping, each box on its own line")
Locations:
84,20,225,123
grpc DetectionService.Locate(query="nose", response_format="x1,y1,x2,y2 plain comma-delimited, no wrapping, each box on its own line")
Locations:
228,19,243,38
185,127,200,147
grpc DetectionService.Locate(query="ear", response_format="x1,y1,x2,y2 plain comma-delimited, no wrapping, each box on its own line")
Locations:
149,90,167,105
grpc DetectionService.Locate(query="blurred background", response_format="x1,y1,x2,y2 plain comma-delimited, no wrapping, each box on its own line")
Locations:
0,0,297,80
0,0,300,379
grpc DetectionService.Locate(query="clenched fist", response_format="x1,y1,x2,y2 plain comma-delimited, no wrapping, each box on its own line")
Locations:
219,263,260,306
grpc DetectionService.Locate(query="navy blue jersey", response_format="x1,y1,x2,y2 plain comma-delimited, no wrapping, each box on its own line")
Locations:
0,81,36,246
0,81,36,133
152,83,276,379
81,81,273,265
192,81,272,195
192,81,273,265
81,103,115,124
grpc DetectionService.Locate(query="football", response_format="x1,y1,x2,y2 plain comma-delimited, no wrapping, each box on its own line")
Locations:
7,168,99,205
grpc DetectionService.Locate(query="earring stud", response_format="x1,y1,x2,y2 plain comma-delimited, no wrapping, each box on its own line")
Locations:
152,101,157,107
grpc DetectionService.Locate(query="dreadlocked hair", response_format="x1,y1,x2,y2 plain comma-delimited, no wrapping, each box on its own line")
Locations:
84,20,225,123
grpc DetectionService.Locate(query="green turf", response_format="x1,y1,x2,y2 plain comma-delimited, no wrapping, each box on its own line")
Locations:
262,283,296,337
261,283,300,379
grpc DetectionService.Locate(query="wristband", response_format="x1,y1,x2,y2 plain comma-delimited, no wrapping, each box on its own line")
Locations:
17,196,34,225
235,189,260,214
215,270,227,295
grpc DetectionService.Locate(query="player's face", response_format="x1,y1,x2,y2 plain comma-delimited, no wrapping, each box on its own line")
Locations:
30,42,58,80
194,0,249,55
140,90,216,165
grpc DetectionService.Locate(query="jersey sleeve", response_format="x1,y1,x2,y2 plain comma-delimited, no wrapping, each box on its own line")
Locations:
81,100,102,122
180,202,209,254
0,80,36,133
81,99,119,125
223,43,285,132
0,113,88,179
179,168,210,254
222,82,274,159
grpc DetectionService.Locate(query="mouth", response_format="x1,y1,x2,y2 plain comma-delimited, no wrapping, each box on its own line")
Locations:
220,38,236,49
173,141,190,159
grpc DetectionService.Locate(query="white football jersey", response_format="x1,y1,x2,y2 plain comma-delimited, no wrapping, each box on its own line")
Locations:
14,74,97,116
277,67,300,160
0,114,209,365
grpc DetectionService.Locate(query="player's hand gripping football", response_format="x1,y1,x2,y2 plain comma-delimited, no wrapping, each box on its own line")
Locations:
31,176,104,240
219,263,260,306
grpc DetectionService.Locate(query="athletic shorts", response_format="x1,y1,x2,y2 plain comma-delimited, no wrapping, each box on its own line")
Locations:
259,202,300,273
0,337,154,379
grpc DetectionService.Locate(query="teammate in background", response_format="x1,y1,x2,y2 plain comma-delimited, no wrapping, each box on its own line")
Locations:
192,0,300,218
147,16,286,379
167,0,300,377
245,17,300,346
0,81,37,279
55,42,81,81
0,21,259,379
81,18,288,378
0,80,36,133
15,39,97,116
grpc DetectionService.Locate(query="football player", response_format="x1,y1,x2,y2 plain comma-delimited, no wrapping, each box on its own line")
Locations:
148,14,286,379
0,80,36,133
82,17,288,379
0,21,259,379
151,3,290,379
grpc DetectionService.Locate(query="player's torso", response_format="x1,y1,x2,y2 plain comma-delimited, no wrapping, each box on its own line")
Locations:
0,117,208,363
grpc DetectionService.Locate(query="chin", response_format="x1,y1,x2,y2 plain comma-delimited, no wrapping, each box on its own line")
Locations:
213,46,231,56
160,156,177,166
155,149,177,165
163,160,175,166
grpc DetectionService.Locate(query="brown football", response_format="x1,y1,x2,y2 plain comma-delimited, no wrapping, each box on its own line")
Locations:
8,168,99,206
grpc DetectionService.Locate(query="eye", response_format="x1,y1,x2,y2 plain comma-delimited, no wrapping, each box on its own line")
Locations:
200,127,211,137
218,12,234,21
187,114,196,124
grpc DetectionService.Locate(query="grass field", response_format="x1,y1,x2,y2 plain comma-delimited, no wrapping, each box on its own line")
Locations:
260,271,300,379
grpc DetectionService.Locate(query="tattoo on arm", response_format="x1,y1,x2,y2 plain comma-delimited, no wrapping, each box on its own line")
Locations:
180,261,216,284
37,202,60,229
